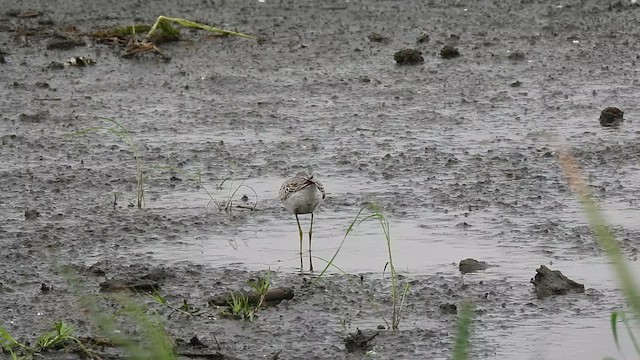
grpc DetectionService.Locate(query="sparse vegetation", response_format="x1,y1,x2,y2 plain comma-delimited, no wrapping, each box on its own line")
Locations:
147,291,202,318
73,117,146,208
60,267,176,360
92,15,256,58
0,321,93,359
225,292,256,320
219,270,272,321
200,177,258,213
316,203,410,330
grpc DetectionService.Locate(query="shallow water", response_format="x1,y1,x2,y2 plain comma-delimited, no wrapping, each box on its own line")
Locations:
2,0,640,358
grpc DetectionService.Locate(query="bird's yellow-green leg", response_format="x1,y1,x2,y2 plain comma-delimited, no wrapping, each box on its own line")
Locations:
309,213,314,271
295,214,303,270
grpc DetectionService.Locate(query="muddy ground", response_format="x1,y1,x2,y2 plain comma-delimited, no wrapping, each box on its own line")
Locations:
2,0,640,359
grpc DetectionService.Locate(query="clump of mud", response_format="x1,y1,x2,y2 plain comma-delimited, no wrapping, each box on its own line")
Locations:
459,258,491,274
439,303,458,314
507,51,526,61
368,32,391,44
599,107,624,127
393,48,424,65
24,209,40,220
530,265,585,298
344,329,379,353
440,45,460,59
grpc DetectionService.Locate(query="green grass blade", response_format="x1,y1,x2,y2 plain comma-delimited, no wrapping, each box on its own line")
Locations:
313,256,390,329
0,325,17,346
451,301,474,360
558,153,640,319
0,325,32,353
162,16,256,39
146,16,256,40
314,207,366,280
611,311,621,351
620,312,640,355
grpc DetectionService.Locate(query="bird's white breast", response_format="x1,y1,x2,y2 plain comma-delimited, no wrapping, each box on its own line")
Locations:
283,185,323,214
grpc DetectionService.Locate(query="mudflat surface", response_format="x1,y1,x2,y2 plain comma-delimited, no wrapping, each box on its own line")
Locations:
2,0,640,359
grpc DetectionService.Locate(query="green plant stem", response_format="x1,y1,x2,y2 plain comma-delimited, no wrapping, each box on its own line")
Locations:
580,194,640,318
451,301,474,360
313,257,392,329
146,16,256,41
74,118,145,208
314,204,409,330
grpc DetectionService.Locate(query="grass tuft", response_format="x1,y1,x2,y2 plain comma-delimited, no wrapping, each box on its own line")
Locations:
219,269,272,321
73,117,146,208
204,178,259,213
315,203,410,330
0,321,94,358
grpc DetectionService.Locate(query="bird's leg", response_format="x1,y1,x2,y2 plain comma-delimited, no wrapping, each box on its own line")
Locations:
295,214,303,270
309,212,314,272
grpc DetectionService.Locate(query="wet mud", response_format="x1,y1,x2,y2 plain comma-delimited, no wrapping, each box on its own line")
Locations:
2,0,640,359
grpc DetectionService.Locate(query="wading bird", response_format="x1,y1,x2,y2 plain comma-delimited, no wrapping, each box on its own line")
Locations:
279,171,325,271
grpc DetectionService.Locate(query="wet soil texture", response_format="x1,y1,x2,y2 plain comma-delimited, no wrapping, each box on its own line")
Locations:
2,0,640,359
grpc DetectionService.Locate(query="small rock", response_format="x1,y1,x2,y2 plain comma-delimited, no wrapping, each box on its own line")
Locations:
393,48,424,65
439,303,457,314
20,111,50,123
510,80,522,87
64,56,95,67
40,283,52,293
508,51,526,61
530,265,585,298
45,61,65,70
459,258,491,274
599,107,624,127
24,208,40,220
368,32,391,44
0,282,14,294
440,45,460,59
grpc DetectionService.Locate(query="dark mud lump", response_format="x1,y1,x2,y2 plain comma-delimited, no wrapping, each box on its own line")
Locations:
459,258,490,273
394,48,424,65
344,329,379,353
24,209,40,220
599,107,624,127
507,51,526,61
440,45,460,59
368,32,391,44
530,265,585,298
